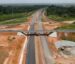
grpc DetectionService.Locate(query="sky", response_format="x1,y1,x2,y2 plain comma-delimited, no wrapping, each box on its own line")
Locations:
0,0,75,4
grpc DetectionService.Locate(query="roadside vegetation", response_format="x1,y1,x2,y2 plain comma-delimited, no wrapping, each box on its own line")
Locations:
46,5,75,22
0,17,27,24
0,13,28,21
0,5,43,24
58,24,75,30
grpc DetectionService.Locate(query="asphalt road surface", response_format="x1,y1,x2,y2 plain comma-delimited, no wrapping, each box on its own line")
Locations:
38,10,54,64
26,10,54,64
26,15,36,64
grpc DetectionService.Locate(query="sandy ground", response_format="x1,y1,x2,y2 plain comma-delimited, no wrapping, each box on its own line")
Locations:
0,16,31,64
42,15,75,64
47,34,75,64
0,24,29,35
0,35,26,64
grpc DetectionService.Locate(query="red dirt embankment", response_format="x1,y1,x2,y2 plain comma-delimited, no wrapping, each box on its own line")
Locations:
0,24,29,35
0,35,26,64
0,16,31,64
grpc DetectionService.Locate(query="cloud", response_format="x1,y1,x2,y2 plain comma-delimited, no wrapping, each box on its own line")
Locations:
0,0,75,4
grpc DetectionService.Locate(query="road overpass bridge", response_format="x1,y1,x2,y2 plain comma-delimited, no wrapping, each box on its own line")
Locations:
0,29,75,36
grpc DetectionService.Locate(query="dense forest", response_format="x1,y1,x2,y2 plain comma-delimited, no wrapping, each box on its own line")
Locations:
46,5,75,21
0,5,45,21
47,5,75,17
0,5,44,14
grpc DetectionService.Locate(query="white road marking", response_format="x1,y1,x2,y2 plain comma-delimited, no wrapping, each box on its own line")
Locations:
18,36,27,64
3,58,9,64
18,26,30,64
3,51,13,64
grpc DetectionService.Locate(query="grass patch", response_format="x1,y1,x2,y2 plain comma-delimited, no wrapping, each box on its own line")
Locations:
58,24,75,29
0,17,27,25
48,15,75,22
0,11,34,25
0,13,28,21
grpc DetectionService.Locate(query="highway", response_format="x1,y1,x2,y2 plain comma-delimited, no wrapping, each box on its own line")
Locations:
38,13,54,64
0,9,74,64
26,10,54,64
0,9,75,64
0,8,74,64
26,14,36,64
37,10,54,64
